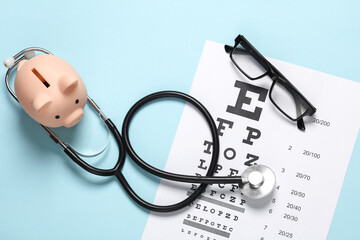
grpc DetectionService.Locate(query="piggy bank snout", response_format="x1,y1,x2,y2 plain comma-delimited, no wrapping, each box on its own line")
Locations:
64,108,84,128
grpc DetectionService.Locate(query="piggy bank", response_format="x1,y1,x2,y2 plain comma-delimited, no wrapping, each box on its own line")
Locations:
14,54,87,128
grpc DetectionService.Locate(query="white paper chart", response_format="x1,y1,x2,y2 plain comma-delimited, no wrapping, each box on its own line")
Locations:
141,41,360,240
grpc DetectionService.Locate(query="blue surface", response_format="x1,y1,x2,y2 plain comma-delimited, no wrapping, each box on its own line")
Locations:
0,0,359,239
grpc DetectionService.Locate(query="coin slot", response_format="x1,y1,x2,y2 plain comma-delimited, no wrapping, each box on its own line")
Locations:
31,68,50,88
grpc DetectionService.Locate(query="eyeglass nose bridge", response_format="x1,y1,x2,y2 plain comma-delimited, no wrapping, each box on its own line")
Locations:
265,63,278,81
269,73,278,81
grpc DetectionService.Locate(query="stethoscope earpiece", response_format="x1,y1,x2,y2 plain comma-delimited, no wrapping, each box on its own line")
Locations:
3,50,35,68
3,57,15,68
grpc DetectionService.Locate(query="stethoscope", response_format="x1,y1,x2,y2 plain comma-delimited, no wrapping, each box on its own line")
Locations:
4,48,276,212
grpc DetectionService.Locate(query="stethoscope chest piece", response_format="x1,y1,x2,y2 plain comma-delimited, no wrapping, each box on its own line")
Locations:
240,165,276,200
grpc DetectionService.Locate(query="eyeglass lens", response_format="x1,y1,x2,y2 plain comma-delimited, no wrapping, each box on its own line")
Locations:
231,47,267,79
270,80,307,120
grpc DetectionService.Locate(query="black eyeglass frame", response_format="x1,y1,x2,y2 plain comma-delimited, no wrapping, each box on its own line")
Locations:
225,35,316,130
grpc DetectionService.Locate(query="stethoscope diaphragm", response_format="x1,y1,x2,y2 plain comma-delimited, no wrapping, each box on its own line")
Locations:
239,165,276,200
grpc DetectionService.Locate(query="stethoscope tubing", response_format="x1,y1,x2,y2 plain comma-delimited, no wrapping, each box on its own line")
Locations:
122,91,243,185
119,90,219,212
67,91,244,212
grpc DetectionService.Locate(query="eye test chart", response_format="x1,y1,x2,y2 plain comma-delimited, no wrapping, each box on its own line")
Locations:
141,41,360,240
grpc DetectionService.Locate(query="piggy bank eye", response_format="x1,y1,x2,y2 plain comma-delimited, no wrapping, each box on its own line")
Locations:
75,99,79,104
55,115,60,119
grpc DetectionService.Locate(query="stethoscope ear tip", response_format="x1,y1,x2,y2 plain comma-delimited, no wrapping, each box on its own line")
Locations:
3,57,15,68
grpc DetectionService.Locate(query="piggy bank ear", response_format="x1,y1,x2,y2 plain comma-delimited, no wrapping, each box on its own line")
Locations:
58,75,78,94
17,60,27,71
32,93,52,113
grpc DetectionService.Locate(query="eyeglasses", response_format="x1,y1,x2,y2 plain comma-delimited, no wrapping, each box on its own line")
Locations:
225,35,316,131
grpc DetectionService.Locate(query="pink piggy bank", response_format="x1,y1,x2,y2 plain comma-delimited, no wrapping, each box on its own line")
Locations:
14,54,87,128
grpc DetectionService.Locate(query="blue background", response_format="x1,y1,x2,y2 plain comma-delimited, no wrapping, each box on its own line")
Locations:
0,0,359,239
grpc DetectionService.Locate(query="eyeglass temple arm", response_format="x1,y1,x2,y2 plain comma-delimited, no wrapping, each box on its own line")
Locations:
296,111,305,130
225,44,307,130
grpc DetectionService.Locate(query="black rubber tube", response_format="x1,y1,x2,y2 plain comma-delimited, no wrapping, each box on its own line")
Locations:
120,91,241,212
64,91,242,212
